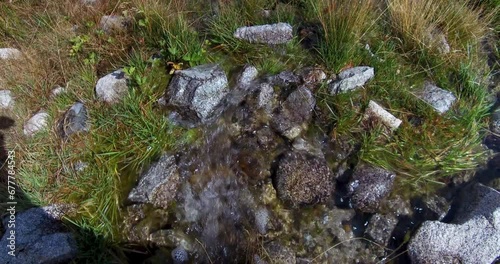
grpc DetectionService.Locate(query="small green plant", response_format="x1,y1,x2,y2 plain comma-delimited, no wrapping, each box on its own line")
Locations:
69,34,90,56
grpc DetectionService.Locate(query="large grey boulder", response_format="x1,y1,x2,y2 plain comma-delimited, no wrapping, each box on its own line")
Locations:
329,66,374,94
417,82,456,114
58,102,89,139
347,163,396,213
0,48,22,60
0,90,14,109
23,111,49,136
275,150,334,206
234,23,293,45
165,64,229,124
408,184,500,264
128,154,181,208
95,70,128,103
0,206,77,264
271,85,315,139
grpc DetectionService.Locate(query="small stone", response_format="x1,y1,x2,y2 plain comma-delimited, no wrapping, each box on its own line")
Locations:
426,28,451,54
95,70,128,103
234,23,293,45
329,66,375,94
257,82,275,113
417,82,456,114
292,138,323,158
490,107,500,134
0,48,22,60
73,161,88,172
236,65,259,88
0,90,14,109
348,163,396,213
255,207,270,235
365,213,398,245
51,86,66,97
363,100,402,131
58,102,89,139
24,111,49,136
268,71,301,88
99,15,131,34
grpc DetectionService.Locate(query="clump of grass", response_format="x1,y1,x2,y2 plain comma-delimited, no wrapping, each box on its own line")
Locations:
387,0,495,59
305,0,375,71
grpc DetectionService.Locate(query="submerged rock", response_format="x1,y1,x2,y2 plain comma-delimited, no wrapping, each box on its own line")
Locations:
271,85,315,139
365,213,398,245
347,163,396,213
0,48,22,60
128,154,180,208
58,102,89,139
234,23,293,45
0,90,14,109
263,241,296,264
417,82,456,114
165,63,229,124
23,111,49,136
99,15,132,34
408,184,500,264
0,207,77,264
329,66,374,94
363,100,402,131
95,70,128,104
274,150,334,206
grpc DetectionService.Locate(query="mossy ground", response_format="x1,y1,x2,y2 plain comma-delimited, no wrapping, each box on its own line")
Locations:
0,0,499,262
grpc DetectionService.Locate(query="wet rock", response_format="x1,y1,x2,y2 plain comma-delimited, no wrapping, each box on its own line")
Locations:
380,195,413,217
329,66,374,94
255,126,282,150
296,67,326,89
0,207,77,264
417,82,456,114
408,184,500,264
58,102,89,139
484,134,500,152
123,204,170,244
420,194,450,221
257,82,275,113
165,63,229,124
491,107,500,135
347,163,396,213
292,138,323,158
99,15,131,34
95,69,128,104
0,90,14,109
267,71,300,88
263,241,296,264
128,154,180,208
254,207,270,235
275,150,334,206
363,100,402,131
236,64,259,88
0,48,22,60
23,111,49,136
234,23,293,45
271,85,315,140
365,213,398,245
321,207,356,242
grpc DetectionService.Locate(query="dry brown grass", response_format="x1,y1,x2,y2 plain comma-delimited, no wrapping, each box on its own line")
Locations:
387,0,496,56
